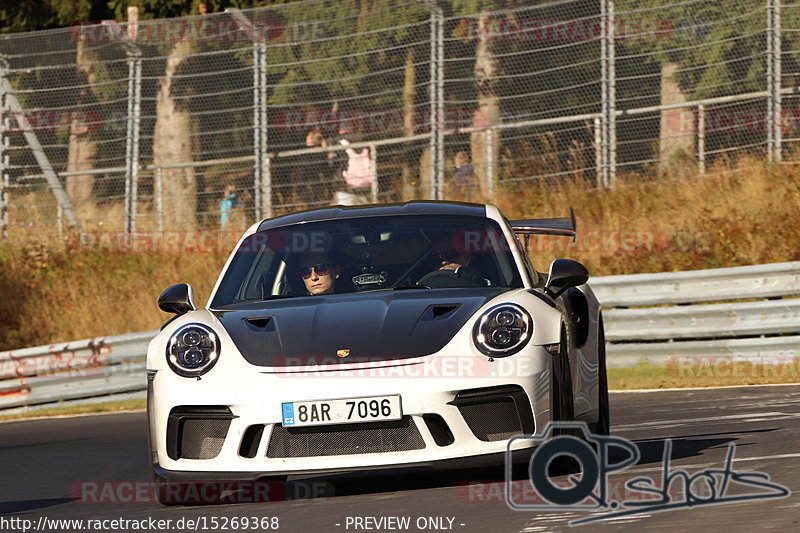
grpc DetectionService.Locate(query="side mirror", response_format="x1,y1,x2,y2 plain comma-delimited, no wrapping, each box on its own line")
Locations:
158,283,197,315
544,259,589,300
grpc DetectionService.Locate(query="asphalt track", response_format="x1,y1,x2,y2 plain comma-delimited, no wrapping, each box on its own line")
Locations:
1,385,799,533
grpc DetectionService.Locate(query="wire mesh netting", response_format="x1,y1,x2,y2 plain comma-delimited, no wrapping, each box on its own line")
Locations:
0,0,796,237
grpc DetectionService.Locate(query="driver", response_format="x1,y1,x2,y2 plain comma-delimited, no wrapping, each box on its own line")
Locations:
418,237,489,288
298,252,341,295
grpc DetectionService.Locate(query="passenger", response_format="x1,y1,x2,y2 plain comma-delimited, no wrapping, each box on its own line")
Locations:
418,237,489,288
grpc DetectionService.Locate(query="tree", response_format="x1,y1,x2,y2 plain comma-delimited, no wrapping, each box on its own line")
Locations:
450,1,603,189
616,0,800,167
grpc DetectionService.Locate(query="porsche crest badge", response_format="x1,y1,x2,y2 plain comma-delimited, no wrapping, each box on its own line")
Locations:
336,349,350,358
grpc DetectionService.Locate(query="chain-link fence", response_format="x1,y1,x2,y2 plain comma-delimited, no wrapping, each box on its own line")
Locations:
0,0,796,237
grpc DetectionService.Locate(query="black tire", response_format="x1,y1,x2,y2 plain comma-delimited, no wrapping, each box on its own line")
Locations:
550,325,575,426
591,314,610,436
548,325,580,475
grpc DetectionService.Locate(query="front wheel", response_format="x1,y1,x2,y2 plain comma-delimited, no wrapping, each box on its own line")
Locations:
547,326,580,475
550,325,575,425
590,314,610,436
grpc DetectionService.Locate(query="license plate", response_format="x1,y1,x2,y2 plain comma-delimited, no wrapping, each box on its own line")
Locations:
281,395,402,427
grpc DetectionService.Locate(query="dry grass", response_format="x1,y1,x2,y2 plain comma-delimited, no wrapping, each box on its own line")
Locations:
491,156,800,274
0,238,229,349
0,398,146,422
1,155,799,350
608,360,800,390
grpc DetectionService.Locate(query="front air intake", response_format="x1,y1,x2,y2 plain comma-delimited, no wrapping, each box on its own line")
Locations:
166,406,234,460
449,386,534,442
266,417,425,458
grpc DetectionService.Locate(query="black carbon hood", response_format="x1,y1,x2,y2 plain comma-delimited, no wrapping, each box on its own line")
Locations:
212,288,507,367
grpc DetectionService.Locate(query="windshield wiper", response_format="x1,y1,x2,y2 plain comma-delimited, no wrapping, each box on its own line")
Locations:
390,285,432,290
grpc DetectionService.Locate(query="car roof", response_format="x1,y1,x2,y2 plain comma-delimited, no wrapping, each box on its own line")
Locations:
256,201,488,232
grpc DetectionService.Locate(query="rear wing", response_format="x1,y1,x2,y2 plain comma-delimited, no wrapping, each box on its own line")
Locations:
510,208,576,239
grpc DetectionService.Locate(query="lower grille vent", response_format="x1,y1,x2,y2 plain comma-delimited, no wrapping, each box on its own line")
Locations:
180,418,231,459
457,399,523,441
266,416,425,458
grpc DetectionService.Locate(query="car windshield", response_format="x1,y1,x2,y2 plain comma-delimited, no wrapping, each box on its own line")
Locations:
211,215,524,307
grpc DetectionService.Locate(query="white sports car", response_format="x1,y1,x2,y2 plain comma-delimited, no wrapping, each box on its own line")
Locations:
147,201,608,504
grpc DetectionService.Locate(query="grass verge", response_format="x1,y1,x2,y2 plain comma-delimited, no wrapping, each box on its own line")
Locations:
608,361,800,390
0,398,146,422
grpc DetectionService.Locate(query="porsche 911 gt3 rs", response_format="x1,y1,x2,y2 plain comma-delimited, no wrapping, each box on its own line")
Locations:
147,201,608,504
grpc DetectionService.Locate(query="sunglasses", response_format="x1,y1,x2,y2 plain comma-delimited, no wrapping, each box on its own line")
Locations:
435,248,465,262
299,263,331,279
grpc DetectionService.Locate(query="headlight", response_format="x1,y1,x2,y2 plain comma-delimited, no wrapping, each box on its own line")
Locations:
166,324,220,377
473,304,532,357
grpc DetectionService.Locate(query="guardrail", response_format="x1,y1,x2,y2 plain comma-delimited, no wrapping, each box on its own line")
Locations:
590,262,800,307
592,261,800,367
1,261,798,411
0,331,155,411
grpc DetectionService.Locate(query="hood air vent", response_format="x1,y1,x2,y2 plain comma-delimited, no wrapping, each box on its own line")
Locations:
421,304,461,321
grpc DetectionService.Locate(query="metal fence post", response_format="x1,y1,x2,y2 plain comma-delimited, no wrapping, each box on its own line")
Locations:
261,155,271,219
124,54,142,234
485,128,495,201
122,9,142,235
697,103,706,174
228,8,271,220
435,6,444,201
767,0,782,163
253,43,262,220
594,116,603,186
155,167,164,232
776,0,783,162
0,65,8,240
601,0,617,188
253,42,270,220
370,143,378,202
600,1,608,188
424,1,444,200
428,5,437,200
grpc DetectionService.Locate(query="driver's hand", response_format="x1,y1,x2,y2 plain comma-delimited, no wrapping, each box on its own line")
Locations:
455,266,491,287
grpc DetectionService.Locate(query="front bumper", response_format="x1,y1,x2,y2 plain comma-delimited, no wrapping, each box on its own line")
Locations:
149,348,552,478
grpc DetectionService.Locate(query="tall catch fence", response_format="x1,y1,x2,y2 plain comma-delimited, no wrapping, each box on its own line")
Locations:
0,0,797,236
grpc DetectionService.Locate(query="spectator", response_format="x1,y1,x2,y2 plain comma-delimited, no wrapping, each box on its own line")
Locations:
450,151,475,198
220,183,239,229
339,127,374,193
304,128,335,203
